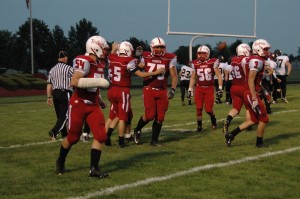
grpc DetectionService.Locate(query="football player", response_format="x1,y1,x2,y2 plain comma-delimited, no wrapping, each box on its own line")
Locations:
133,37,178,146
179,61,193,106
188,45,223,132
106,41,164,147
272,49,292,103
225,39,273,148
55,35,110,178
223,43,251,134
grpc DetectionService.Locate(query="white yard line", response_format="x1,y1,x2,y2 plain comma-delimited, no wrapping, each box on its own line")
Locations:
0,109,298,149
68,146,300,199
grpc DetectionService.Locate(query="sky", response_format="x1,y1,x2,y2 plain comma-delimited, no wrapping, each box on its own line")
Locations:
1,0,299,56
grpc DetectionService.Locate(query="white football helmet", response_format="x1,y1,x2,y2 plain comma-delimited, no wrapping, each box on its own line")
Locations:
236,43,251,56
197,45,210,61
86,35,108,59
252,39,271,57
150,37,166,56
117,41,134,57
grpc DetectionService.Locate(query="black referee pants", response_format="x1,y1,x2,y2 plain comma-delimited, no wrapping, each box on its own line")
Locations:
51,90,72,137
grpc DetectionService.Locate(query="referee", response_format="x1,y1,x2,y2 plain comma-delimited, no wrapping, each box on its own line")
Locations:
47,51,73,140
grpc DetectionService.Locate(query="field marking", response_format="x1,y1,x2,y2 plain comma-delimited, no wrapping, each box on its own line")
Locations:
68,146,300,199
0,109,298,150
0,139,63,149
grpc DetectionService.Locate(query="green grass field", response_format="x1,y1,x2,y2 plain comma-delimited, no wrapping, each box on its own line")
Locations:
0,84,300,199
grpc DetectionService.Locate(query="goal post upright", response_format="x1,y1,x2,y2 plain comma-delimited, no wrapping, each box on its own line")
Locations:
167,0,257,61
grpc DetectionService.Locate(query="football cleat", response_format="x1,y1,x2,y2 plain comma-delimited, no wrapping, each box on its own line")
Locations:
49,131,57,141
89,167,109,179
133,128,142,144
56,159,65,175
197,127,204,132
150,140,162,146
281,98,289,103
212,124,217,130
125,135,134,142
81,133,90,142
223,120,229,134
256,143,270,148
118,143,129,148
215,99,222,104
105,137,112,146
225,133,234,147
211,116,217,130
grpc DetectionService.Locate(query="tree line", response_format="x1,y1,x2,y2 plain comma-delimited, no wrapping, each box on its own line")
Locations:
1,18,299,73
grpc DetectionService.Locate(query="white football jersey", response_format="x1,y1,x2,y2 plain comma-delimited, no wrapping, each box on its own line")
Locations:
180,65,193,81
214,62,226,80
275,55,289,75
265,58,277,80
224,63,233,80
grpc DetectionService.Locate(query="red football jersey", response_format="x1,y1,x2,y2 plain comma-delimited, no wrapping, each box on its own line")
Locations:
244,55,265,91
230,55,248,86
108,54,138,87
142,51,177,89
191,58,218,86
72,55,105,103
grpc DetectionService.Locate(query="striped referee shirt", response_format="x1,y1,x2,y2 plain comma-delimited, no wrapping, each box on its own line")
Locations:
47,62,74,90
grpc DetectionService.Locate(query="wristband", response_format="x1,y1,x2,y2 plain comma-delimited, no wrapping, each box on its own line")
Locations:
218,86,222,90
47,96,52,99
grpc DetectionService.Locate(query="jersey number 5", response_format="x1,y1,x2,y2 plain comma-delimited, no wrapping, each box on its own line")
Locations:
197,68,212,81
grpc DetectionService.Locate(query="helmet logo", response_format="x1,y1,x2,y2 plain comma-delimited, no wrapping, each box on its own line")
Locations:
91,38,105,49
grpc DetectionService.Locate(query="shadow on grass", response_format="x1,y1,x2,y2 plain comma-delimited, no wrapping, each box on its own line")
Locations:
104,150,175,172
264,132,300,145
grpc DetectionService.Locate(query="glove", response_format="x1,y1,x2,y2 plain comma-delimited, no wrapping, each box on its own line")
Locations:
99,101,107,109
168,88,175,99
252,98,258,110
188,87,194,98
217,89,223,98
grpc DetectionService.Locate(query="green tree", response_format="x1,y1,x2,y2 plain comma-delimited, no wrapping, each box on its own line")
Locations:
68,18,99,58
0,30,16,69
45,25,70,70
16,18,52,72
173,46,189,65
128,37,150,51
